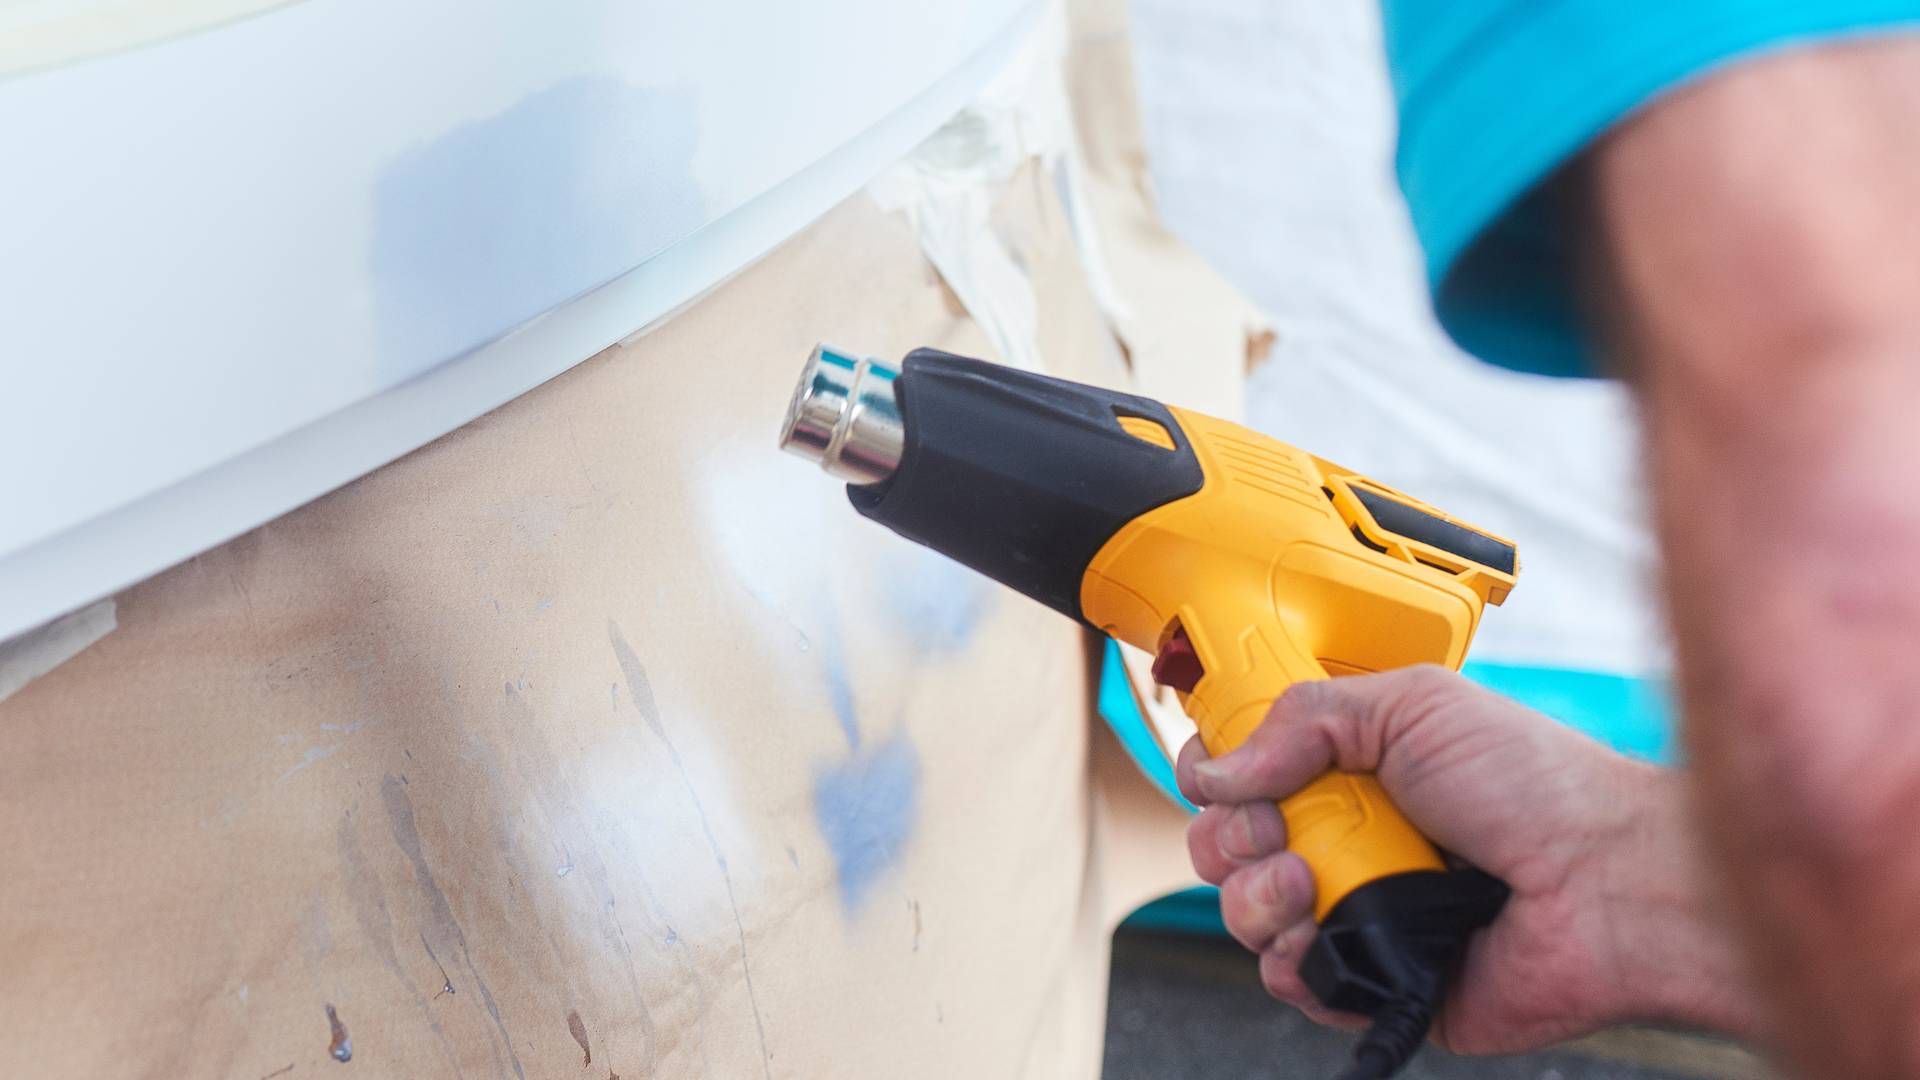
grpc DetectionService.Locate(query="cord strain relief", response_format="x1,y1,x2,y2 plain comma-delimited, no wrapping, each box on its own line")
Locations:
1337,997,1433,1080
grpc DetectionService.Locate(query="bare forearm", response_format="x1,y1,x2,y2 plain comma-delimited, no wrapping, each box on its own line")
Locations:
1596,762,1757,1037
1588,37,1920,1075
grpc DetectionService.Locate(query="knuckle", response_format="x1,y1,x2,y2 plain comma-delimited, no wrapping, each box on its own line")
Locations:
1275,679,1366,747
1397,663,1458,697
1222,915,1263,954
1221,916,1263,954
1378,664,1466,742
1271,678,1332,721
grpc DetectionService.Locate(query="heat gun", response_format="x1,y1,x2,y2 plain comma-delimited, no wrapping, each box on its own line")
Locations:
779,345,1519,1079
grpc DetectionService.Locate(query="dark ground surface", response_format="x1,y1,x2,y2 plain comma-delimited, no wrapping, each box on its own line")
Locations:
1102,930,1755,1080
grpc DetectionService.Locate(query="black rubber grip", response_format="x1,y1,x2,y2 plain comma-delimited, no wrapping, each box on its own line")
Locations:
1299,867,1509,1018
848,349,1205,623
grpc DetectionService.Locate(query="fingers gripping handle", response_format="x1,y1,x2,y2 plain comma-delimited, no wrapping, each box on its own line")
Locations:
1282,771,1446,922
1208,698,1446,923
1207,686,1506,1077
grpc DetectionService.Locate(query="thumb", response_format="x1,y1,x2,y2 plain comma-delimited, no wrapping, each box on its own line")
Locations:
1189,667,1447,805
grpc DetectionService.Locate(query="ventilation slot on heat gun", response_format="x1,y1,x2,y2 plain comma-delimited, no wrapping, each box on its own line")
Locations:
1350,488,1517,575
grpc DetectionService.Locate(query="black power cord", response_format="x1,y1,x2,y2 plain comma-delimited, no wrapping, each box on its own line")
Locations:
1334,998,1435,1080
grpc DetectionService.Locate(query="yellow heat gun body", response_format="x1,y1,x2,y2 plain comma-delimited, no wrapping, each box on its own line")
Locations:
782,346,1519,1079
1086,403,1515,915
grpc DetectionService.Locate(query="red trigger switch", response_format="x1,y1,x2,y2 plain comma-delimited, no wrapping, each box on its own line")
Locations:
1151,626,1205,694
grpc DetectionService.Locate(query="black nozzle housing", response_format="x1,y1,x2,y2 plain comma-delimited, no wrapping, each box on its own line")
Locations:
847,348,1204,623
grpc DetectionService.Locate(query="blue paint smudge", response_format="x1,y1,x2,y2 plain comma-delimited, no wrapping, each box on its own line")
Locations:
812,732,919,914
825,651,860,750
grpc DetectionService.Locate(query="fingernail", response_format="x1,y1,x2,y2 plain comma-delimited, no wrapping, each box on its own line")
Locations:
1225,807,1257,857
1273,855,1315,922
1192,759,1228,785
1227,803,1285,860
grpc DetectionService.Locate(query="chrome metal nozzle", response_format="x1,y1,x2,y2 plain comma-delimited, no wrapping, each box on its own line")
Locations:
778,344,904,484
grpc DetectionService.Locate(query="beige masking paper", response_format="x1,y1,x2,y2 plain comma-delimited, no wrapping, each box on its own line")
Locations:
0,0,1267,1074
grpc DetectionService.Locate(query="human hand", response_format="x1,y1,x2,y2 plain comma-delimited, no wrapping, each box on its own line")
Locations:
1177,666,1751,1053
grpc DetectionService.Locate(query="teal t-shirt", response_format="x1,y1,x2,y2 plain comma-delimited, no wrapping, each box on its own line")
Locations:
1381,1,1920,377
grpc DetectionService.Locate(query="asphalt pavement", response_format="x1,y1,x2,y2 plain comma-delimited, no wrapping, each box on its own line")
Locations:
1102,930,1767,1080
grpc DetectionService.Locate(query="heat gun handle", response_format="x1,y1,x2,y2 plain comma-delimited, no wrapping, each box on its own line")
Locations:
1208,695,1447,923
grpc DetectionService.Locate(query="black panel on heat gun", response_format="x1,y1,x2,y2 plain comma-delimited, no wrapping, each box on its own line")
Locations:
1351,487,1517,575
846,348,1205,624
